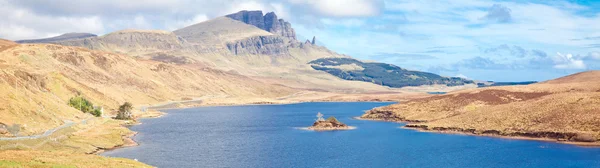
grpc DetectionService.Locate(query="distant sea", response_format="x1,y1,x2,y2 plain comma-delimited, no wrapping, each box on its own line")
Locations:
103,102,600,168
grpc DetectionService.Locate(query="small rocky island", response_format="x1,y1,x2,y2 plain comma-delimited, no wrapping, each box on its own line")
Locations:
307,112,355,131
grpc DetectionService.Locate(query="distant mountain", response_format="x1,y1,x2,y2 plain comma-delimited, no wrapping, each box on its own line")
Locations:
16,33,97,43
309,58,473,88
33,10,475,92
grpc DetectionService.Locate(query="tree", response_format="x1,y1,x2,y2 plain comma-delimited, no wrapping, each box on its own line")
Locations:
116,102,133,120
316,112,325,121
68,96,101,117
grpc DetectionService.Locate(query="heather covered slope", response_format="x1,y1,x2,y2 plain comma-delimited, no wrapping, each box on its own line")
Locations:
362,71,600,144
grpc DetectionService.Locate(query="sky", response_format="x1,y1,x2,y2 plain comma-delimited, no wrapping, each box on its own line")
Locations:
1,0,599,81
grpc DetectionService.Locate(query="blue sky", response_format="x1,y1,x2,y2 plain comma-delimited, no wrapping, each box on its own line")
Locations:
1,0,599,81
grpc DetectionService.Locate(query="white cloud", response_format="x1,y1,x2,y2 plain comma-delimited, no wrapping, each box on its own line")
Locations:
0,1,105,40
454,74,469,79
289,0,383,17
553,52,586,69
585,52,600,60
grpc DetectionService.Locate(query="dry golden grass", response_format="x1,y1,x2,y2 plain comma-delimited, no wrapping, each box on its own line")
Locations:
0,42,295,136
362,71,600,144
0,150,151,168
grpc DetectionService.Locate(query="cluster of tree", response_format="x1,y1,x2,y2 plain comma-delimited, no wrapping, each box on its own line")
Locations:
116,102,133,120
68,96,101,117
310,58,473,88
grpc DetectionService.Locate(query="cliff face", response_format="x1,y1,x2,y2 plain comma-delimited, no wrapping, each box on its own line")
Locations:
226,35,289,56
226,10,266,30
226,10,297,41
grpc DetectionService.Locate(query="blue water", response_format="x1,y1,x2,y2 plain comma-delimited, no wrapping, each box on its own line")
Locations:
103,102,600,168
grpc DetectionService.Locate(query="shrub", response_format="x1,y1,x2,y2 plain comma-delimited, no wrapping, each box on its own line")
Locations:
116,102,133,120
326,116,339,123
68,96,101,117
91,109,102,117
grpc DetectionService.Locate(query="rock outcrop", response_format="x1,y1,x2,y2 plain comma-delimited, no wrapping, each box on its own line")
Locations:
226,10,266,30
308,116,353,131
226,10,297,41
226,35,289,56
17,33,97,44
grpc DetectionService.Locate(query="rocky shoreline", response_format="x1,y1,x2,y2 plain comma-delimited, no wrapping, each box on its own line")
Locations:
357,116,600,146
403,124,600,146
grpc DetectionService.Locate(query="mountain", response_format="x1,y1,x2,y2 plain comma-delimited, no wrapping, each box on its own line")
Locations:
310,58,473,87
46,11,472,93
16,33,97,43
361,71,600,144
226,10,296,40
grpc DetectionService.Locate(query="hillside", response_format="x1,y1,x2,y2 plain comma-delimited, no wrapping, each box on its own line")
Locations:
310,58,474,88
361,71,600,145
16,33,97,44
0,42,294,137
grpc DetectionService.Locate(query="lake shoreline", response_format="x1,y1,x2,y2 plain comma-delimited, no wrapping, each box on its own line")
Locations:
355,117,600,147
101,101,392,156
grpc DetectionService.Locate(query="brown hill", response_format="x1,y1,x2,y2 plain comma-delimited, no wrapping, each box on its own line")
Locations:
0,39,17,52
0,43,294,136
362,70,600,145
540,71,600,84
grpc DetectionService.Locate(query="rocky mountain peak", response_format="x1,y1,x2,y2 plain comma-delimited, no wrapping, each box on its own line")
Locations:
226,10,297,41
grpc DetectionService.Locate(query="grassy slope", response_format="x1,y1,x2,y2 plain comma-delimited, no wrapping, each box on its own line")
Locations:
0,150,150,168
0,40,296,167
362,71,600,144
0,42,294,135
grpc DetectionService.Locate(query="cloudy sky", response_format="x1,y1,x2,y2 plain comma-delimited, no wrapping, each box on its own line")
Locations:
1,0,599,81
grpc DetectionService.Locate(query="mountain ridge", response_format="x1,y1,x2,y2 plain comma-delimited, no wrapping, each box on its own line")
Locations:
16,33,97,44
15,10,475,92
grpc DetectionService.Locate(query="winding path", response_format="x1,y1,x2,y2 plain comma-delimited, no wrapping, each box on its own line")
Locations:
0,117,93,141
